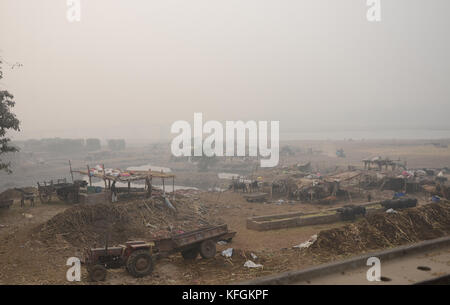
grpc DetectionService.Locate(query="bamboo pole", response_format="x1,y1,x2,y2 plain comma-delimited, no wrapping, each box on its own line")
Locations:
162,177,165,196
103,164,107,189
69,160,74,182
149,175,152,198
87,165,92,186
161,169,166,197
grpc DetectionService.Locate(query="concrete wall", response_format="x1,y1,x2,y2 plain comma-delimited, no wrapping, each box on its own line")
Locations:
247,213,341,231
247,202,386,231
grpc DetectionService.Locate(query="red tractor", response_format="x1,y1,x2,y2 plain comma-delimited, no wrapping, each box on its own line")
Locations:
84,225,236,282
84,240,154,282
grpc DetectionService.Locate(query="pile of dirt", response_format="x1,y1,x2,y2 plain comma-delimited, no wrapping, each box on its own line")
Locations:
308,202,450,258
38,195,215,247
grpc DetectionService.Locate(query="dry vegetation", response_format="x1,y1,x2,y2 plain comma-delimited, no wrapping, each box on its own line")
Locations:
308,202,450,260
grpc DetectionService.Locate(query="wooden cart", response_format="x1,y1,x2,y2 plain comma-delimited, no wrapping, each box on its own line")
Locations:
37,179,85,203
14,188,35,207
0,199,14,209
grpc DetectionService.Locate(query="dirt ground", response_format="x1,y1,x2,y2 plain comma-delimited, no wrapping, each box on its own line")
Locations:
0,193,324,285
1,188,448,285
1,139,449,284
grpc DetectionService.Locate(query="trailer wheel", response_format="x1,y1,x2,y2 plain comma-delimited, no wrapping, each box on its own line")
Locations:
181,247,199,260
199,240,216,259
126,250,153,278
88,264,107,282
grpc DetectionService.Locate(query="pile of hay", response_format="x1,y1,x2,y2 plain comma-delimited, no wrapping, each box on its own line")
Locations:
38,196,214,247
308,202,450,258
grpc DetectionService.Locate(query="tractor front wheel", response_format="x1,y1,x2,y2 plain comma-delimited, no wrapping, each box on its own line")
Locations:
88,264,107,282
126,250,154,278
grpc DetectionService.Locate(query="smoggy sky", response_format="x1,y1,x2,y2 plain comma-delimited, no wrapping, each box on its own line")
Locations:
0,0,449,142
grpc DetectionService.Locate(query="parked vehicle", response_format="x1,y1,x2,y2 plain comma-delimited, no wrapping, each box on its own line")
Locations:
84,224,236,281
37,179,87,203
0,199,13,209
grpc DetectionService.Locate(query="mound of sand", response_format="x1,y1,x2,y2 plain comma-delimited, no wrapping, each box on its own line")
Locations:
38,196,214,247
308,202,450,258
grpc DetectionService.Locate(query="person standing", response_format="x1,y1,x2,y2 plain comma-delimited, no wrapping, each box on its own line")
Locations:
111,181,118,203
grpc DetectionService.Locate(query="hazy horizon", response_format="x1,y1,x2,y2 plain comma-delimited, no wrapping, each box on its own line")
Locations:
1,0,449,142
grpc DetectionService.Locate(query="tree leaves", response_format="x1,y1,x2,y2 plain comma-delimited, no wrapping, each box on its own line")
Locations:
0,59,21,173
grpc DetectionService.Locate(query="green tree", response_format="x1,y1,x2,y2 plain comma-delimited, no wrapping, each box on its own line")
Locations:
0,59,21,173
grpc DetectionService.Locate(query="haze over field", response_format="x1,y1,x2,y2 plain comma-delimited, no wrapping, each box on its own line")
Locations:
1,0,449,141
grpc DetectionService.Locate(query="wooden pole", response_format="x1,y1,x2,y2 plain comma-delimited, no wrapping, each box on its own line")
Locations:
162,178,165,196
103,164,107,189
358,176,361,195
69,160,74,182
172,176,175,201
147,169,150,198
87,165,92,187
149,175,152,198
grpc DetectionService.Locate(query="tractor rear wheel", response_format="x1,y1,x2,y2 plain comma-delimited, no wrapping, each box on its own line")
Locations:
181,247,199,260
88,264,107,282
199,240,216,259
126,250,154,278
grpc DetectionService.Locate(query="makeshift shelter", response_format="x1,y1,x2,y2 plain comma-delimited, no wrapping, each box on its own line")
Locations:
71,163,176,201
